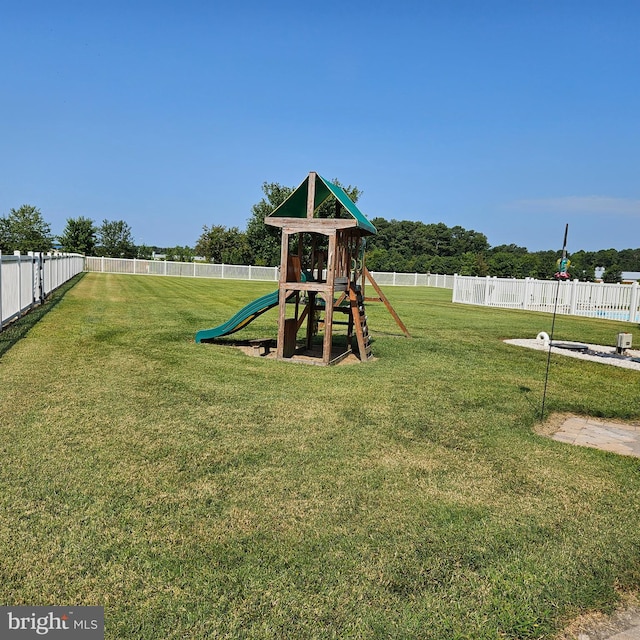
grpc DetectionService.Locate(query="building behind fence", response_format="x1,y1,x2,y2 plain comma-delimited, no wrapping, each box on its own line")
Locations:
0,251,84,330
453,275,640,323
83,256,456,289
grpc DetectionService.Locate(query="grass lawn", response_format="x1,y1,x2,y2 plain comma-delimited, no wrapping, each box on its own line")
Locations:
1,272,639,639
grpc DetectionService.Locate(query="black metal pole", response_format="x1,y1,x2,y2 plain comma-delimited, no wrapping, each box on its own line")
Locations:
540,224,568,421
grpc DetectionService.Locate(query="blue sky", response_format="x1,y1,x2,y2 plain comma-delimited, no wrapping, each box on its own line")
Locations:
1,1,639,253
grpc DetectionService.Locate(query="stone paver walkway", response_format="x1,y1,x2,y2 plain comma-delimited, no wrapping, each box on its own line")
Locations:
551,416,640,458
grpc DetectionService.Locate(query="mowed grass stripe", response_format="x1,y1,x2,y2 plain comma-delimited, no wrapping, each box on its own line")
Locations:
0,272,638,639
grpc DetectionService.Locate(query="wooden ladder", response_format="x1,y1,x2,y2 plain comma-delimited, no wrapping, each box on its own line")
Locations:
349,285,372,360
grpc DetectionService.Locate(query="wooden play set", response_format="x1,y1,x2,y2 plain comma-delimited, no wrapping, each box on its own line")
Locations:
195,172,408,365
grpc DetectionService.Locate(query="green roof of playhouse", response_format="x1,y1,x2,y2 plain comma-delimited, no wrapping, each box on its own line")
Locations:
266,173,377,235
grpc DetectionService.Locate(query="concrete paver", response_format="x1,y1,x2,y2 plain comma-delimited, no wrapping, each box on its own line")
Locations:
550,416,640,458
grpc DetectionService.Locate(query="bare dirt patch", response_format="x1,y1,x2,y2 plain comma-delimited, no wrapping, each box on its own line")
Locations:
556,592,640,639
223,339,370,365
535,411,576,437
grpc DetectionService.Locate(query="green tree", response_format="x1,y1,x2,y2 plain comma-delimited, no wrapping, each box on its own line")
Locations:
594,248,619,269
487,251,520,277
450,226,490,255
245,182,294,266
618,248,640,272
567,250,596,281
364,247,389,271
195,225,249,264
602,265,622,283
518,254,542,278
0,205,53,253
96,220,136,258
196,225,226,262
427,222,455,256
459,251,489,276
366,218,489,273
225,228,250,264
58,216,97,254
165,245,195,262
136,244,153,259
489,243,529,255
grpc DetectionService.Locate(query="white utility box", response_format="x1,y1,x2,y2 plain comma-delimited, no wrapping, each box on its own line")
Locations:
617,332,633,352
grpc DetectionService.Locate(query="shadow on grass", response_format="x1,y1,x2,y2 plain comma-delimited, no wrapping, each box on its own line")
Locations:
0,272,85,359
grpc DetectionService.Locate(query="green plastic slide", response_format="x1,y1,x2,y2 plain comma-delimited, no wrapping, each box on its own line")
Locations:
195,290,280,342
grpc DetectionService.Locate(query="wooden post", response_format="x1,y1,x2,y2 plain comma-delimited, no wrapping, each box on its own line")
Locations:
347,295,354,350
310,235,318,281
364,267,411,338
349,285,369,360
283,318,297,358
304,291,314,349
307,172,317,220
322,232,337,365
276,230,291,359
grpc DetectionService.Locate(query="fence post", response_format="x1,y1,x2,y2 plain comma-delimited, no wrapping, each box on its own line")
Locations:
630,281,640,323
521,277,529,309
249,265,252,281
37,252,43,303
28,251,35,311
483,276,491,306
33,252,41,305
14,251,22,316
569,279,579,315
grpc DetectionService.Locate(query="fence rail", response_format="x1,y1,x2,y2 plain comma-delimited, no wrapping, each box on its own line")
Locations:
84,256,456,289
0,251,85,330
453,275,640,323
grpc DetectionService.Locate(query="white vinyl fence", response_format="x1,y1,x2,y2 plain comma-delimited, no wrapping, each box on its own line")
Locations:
453,275,640,323
84,256,456,289
84,256,280,281
0,251,85,330
368,271,455,288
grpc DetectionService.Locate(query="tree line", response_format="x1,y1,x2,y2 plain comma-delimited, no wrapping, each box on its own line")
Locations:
0,205,136,258
364,219,640,282
2,182,639,281
192,181,640,281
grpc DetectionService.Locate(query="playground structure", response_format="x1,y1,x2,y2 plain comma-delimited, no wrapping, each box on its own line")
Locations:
196,172,409,365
